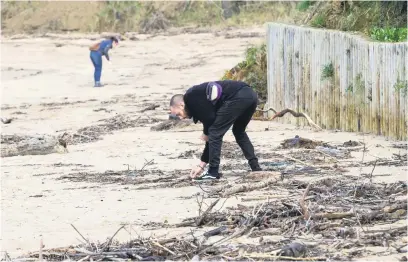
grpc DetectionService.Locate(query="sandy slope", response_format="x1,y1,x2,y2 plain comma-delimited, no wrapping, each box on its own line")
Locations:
0,27,406,259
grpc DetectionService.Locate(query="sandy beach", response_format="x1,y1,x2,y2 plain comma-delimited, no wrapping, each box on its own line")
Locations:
1,27,406,260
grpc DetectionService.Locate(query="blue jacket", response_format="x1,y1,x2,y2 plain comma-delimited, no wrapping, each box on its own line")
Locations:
95,39,114,61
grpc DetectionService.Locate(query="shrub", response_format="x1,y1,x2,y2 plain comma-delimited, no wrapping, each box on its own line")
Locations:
370,27,407,42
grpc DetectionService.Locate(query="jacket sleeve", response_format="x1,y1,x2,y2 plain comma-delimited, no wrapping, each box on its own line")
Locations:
200,142,209,163
201,109,216,135
203,123,210,136
103,45,111,61
184,86,216,135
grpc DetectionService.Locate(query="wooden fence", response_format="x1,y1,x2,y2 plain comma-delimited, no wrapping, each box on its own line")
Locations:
266,23,407,140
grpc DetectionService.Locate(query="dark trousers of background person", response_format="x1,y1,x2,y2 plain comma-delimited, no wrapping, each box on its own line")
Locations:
207,86,259,174
90,51,102,83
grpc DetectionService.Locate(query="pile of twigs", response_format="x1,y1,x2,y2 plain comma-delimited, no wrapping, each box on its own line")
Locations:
18,174,407,261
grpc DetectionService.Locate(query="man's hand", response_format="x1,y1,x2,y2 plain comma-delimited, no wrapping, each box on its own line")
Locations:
200,134,208,142
190,162,207,179
190,166,203,179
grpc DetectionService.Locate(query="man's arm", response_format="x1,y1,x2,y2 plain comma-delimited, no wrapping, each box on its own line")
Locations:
103,48,110,61
102,43,111,61
201,109,216,135
203,123,210,136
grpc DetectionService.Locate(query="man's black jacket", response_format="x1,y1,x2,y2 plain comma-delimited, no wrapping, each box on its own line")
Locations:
183,80,249,135
183,80,250,163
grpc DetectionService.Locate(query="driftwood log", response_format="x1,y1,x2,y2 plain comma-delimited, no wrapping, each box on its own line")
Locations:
220,174,281,197
209,172,281,196
1,133,68,157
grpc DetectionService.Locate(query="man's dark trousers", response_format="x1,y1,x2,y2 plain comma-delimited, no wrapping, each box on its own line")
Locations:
207,86,259,174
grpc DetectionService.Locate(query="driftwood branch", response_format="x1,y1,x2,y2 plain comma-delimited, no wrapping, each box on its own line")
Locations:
255,107,322,130
271,108,322,131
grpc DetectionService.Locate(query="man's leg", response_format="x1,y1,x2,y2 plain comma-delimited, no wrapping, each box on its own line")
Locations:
207,93,254,177
232,97,261,171
90,53,97,83
94,55,102,83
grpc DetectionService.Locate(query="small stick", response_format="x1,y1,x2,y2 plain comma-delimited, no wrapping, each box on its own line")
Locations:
299,183,311,220
140,159,154,171
196,198,220,226
369,159,378,183
254,198,268,217
102,225,125,252
70,224,90,245
151,240,176,255
39,235,43,262
78,255,91,262
196,194,204,216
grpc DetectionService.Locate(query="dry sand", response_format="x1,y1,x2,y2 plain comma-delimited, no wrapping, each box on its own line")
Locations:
0,27,406,259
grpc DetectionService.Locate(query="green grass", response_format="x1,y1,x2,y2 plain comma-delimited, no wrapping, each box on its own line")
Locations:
172,1,223,27
311,14,326,28
94,1,143,32
311,1,407,42
221,43,267,103
2,0,406,45
296,0,313,12
370,27,407,42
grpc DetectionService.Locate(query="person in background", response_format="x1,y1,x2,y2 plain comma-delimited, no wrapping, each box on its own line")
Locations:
169,80,262,181
89,36,119,87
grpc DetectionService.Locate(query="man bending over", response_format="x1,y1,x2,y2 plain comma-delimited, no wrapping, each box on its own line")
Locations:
169,80,262,180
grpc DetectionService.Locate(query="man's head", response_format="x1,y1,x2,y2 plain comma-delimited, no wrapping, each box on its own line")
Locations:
169,94,188,119
110,36,119,48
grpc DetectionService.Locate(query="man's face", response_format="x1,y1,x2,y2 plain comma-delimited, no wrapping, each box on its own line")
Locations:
170,102,188,119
